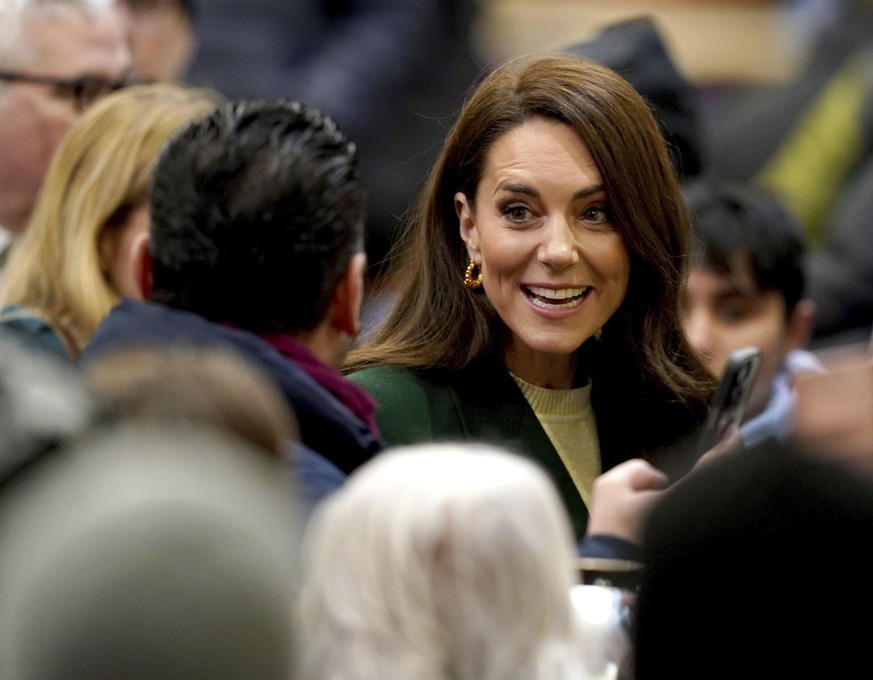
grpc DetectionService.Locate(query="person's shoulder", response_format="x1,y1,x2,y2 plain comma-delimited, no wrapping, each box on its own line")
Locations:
348,364,456,411
348,364,452,393
0,305,70,362
288,443,346,523
81,299,177,365
1,304,45,326
347,365,460,446
785,347,826,376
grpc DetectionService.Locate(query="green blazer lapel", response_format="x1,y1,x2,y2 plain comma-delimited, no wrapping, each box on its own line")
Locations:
447,359,590,538
449,359,528,441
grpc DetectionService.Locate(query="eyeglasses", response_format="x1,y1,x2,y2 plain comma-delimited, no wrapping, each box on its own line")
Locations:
0,70,140,112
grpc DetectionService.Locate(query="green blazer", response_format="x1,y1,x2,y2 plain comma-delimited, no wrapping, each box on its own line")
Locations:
349,360,594,538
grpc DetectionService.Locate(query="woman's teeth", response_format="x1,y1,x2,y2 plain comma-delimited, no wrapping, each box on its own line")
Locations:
525,286,590,308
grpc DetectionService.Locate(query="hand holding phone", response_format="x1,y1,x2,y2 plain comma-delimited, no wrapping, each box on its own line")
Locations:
697,346,762,456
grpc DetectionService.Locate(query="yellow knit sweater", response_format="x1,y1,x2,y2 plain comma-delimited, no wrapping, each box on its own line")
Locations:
510,373,600,508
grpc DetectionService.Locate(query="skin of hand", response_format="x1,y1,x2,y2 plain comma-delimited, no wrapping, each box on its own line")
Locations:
586,458,669,543
792,348,873,474
695,423,744,469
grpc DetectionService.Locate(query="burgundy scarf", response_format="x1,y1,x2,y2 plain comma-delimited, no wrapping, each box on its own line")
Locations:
259,332,379,436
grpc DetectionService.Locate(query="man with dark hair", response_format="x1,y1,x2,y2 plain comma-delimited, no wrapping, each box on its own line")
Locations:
149,99,365,345
83,98,382,496
681,179,823,447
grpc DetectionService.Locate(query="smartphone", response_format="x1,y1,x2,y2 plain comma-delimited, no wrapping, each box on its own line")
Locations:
697,346,762,455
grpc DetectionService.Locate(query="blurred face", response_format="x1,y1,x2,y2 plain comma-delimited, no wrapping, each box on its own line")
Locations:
100,203,150,299
124,0,194,81
457,118,630,389
682,261,792,419
0,5,131,233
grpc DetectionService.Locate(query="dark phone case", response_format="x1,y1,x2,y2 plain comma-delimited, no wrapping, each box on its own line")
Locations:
697,346,762,455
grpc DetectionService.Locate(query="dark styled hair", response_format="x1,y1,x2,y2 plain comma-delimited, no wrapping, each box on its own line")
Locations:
149,99,366,334
346,53,714,457
683,178,807,317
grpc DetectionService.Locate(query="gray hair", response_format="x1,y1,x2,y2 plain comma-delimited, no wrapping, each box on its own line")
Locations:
0,0,24,52
0,0,118,61
298,442,595,680
0,420,300,680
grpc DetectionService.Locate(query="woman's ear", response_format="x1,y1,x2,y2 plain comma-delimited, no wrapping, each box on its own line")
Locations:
129,230,152,300
455,191,481,261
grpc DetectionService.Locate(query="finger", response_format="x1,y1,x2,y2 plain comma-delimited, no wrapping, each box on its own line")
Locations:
697,424,744,468
624,459,670,491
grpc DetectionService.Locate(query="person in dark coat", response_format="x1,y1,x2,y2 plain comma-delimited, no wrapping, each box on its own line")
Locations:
82,98,384,498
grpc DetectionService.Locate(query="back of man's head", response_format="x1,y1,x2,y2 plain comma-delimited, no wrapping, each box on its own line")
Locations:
684,179,807,317
148,98,366,335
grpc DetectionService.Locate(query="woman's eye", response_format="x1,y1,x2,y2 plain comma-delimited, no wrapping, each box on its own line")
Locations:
582,205,610,224
503,204,530,222
718,301,754,323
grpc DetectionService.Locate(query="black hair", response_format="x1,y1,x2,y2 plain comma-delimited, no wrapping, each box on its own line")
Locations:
635,441,873,678
563,16,703,182
683,179,806,316
148,98,366,334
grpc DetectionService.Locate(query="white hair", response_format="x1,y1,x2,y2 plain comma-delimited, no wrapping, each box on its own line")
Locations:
298,442,596,680
0,0,118,61
0,0,24,52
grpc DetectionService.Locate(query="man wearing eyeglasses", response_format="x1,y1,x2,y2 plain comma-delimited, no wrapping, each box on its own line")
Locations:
0,0,131,262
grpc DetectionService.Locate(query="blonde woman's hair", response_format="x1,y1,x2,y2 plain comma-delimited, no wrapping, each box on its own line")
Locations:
0,82,222,356
298,442,595,680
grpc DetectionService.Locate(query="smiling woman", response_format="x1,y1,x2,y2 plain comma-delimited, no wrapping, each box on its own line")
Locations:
345,53,716,538
455,117,631,387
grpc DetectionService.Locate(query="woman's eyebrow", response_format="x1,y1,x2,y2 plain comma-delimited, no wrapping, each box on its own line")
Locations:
494,182,605,199
574,184,604,200
494,181,538,197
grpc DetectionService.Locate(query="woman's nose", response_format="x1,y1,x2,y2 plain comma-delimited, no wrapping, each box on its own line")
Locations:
537,218,579,269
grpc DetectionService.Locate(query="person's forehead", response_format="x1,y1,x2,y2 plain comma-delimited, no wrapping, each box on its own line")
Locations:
691,262,788,315
698,253,762,296
20,4,130,77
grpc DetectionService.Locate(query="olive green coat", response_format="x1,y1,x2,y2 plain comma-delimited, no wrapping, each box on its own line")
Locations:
349,359,604,538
